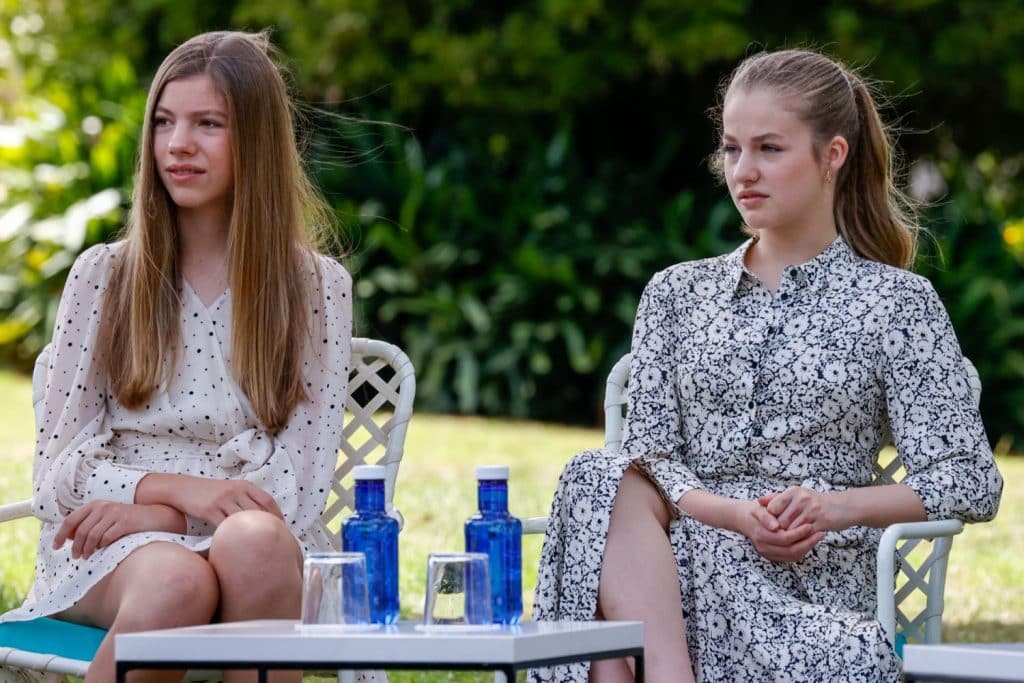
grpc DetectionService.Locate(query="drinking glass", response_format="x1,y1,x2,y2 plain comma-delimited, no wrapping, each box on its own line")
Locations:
419,552,496,631
296,551,375,631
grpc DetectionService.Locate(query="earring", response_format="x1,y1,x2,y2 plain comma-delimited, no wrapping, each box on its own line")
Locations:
825,168,833,185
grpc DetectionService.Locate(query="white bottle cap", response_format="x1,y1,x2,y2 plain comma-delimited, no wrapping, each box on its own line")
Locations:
476,465,509,480
353,465,386,480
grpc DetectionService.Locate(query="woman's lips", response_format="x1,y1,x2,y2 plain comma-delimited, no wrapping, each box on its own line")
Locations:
738,192,767,207
166,166,204,182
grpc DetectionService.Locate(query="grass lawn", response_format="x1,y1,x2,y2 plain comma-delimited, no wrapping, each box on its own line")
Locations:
1,366,1021,680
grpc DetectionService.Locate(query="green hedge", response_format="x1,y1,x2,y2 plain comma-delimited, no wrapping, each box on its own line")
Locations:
2,0,1023,443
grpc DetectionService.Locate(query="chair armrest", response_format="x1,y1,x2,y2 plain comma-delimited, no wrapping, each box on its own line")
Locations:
0,499,33,523
522,517,548,535
876,519,964,645
0,647,90,678
878,519,965,546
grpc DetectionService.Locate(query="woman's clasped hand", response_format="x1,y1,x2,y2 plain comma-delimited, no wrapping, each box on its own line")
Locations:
732,491,830,563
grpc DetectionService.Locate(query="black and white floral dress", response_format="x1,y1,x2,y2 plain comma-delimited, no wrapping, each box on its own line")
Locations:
532,237,1003,682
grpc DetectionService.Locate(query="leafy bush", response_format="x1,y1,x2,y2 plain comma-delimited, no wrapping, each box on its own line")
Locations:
328,120,740,420
916,142,1024,450
0,8,143,368
2,0,1024,443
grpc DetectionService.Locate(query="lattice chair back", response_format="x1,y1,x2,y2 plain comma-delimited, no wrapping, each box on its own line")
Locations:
1,336,414,682
600,352,980,649
319,337,416,545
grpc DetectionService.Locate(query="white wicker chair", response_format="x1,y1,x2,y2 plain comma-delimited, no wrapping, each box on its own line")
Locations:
524,353,983,651
0,337,415,681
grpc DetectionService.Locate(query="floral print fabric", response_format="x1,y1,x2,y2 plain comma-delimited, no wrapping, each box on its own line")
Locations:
533,236,1002,681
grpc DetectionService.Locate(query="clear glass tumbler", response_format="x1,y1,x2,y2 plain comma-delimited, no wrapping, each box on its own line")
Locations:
420,551,495,630
297,551,374,631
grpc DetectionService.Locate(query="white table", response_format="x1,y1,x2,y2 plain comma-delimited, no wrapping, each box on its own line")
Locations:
903,643,1024,682
114,619,644,682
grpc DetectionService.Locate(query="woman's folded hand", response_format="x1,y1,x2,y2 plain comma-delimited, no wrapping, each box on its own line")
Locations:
53,501,186,559
732,498,826,563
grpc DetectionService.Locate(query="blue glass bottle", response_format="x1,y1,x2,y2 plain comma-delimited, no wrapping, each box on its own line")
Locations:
342,465,399,624
465,465,522,625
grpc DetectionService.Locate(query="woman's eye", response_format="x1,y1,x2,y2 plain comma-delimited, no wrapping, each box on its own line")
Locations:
762,145,781,152
153,117,171,127
200,119,223,128
721,145,739,155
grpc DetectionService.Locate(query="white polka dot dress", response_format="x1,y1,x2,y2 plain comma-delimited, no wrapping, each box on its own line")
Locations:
1,241,353,623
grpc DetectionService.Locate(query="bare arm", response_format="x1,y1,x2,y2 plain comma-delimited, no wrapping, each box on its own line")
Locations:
135,472,283,525
678,488,771,532
678,489,825,563
759,483,926,532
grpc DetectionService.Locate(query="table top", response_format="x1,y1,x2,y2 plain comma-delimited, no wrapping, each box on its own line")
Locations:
903,643,1024,682
115,620,644,666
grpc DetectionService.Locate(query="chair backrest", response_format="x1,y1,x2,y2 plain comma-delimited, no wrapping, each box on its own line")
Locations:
31,336,416,548
322,337,416,543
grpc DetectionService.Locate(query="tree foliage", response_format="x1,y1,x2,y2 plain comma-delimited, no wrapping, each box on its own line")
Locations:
2,0,1023,443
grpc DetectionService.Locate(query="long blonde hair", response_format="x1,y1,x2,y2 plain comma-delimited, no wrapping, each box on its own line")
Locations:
712,49,920,269
102,30,335,431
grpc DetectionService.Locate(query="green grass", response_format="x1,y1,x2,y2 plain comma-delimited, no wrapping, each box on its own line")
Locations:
1,367,1021,681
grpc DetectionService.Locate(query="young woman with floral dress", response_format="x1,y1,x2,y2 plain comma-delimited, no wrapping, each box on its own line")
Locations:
532,49,1003,683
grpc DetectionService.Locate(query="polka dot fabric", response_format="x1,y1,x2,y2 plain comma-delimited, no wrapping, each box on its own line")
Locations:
1,242,352,622
532,236,1003,682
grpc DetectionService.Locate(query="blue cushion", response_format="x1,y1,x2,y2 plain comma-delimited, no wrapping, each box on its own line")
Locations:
0,617,106,661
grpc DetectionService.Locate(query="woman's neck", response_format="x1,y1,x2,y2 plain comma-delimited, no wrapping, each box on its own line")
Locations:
744,226,838,293
178,206,230,305
178,205,230,262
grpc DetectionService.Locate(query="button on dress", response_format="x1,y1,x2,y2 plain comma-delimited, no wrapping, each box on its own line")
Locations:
532,237,1003,682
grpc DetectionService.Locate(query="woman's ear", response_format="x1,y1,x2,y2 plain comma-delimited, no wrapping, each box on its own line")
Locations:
826,135,850,176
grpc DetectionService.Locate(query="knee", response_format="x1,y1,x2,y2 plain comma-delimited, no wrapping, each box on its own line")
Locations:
616,467,652,501
613,467,671,528
209,510,301,580
161,557,219,614
119,552,218,628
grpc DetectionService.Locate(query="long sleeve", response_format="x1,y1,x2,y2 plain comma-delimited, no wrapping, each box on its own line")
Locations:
621,267,704,504
213,256,352,536
31,243,146,523
882,275,1003,522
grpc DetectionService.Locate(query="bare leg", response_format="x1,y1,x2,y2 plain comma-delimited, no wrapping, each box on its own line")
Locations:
589,603,636,683
208,510,304,683
58,541,220,683
593,467,694,683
